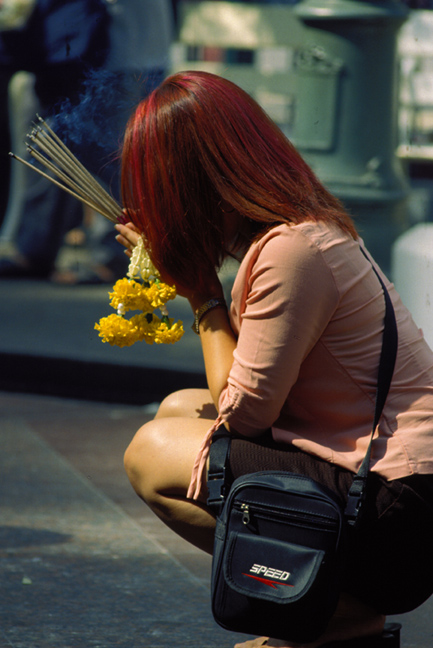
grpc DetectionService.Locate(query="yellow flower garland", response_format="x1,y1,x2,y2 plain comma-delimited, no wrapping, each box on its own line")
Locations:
95,237,184,347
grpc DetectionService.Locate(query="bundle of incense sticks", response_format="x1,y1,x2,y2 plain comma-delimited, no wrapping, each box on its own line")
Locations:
10,115,123,224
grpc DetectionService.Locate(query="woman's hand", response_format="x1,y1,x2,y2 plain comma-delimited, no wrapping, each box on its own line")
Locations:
115,222,141,257
116,221,222,298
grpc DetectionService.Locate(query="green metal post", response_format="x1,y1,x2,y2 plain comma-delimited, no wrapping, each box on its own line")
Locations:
292,0,409,274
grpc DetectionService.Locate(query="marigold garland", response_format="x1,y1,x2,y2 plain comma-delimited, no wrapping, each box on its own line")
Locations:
95,237,184,347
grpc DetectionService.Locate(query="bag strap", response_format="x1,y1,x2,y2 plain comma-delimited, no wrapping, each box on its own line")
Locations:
344,250,398,525
207,426,233,513
207,249,398,523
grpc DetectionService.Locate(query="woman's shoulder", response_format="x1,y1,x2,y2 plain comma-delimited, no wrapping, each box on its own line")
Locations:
247,220,356,268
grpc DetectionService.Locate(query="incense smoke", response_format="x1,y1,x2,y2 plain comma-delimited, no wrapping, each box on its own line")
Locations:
51,68,157,196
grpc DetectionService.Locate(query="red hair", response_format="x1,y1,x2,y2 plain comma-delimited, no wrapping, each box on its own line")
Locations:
121,71,357,292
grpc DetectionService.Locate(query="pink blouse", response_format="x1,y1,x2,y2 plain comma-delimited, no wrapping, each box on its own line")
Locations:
187,222,433,499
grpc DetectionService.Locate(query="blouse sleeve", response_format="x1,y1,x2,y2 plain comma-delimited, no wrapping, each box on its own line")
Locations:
218,226,340,435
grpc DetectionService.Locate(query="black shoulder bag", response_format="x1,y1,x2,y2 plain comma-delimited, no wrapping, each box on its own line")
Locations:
206,257,398,644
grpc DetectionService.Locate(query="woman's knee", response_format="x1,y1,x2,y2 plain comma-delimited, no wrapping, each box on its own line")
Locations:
124,420,165,499
124,415,212,505
155,388,215,420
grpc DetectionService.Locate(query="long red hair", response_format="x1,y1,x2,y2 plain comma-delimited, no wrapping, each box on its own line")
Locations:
121,71,357,292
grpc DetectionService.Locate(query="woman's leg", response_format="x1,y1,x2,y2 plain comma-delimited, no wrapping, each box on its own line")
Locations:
124,388,217,553
128,391,386,647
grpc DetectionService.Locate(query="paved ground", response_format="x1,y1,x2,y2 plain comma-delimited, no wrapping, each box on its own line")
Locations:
1,278,433,647
0,391,245,648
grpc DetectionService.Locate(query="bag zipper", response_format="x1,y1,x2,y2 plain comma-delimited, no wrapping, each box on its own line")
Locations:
234,501,338,531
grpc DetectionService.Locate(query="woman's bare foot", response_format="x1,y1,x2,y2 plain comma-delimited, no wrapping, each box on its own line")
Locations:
234,593,386,648
234,639,269,648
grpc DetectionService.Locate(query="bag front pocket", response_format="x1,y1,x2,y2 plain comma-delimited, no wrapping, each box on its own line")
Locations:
224,531,325,602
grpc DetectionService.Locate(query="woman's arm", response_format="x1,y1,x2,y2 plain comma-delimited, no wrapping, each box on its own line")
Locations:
188,292,237,411
216,226,341,437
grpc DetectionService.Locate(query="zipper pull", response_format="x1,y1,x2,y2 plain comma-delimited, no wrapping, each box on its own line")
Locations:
241,504,250,525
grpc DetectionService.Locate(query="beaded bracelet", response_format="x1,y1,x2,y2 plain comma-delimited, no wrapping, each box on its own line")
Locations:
192,298,227,334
